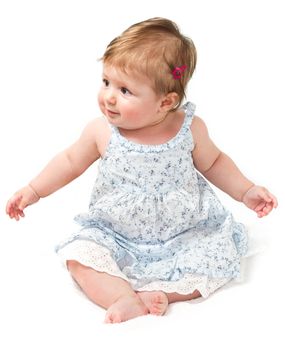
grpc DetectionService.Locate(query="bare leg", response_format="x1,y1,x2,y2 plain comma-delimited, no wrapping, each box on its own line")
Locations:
166,289,202,303
67,260,148,323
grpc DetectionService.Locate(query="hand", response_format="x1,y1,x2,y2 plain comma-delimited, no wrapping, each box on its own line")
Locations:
6,185,40,221
242,185,278,218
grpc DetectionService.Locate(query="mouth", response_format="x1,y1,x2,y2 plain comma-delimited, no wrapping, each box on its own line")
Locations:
106,109,119,119
106,109,120,117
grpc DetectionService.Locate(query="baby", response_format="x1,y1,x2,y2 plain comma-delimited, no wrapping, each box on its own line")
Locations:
6,17,278,323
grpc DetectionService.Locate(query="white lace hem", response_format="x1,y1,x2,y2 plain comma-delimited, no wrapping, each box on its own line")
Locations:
57,239,231,298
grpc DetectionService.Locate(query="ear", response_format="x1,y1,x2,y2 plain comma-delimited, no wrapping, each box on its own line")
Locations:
159,92,179,112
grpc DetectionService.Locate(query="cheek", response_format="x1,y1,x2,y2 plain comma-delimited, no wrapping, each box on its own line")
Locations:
97,90,104,107
97,93,106,115
120,104,138,119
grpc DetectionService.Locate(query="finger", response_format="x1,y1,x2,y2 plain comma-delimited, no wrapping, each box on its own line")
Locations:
8,206,17,219
6,199,14,215
257,210,267,218
8,205,23,220
11,209,18,220
269,193,278,208
263,190,278,207
255,202,266,212
6,195,22,215
6,202,10,215
14,207,24,219
258,202,273,217
262,205,272,216
10,206,18,218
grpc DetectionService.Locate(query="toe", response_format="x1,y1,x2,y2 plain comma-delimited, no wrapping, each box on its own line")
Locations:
104,311,122,324
105,315,119,324
104,312,113,323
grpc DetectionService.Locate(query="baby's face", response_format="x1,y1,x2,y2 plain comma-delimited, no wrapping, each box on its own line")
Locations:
98,64,165,130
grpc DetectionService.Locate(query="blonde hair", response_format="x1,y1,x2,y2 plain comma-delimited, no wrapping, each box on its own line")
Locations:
101,17,197,110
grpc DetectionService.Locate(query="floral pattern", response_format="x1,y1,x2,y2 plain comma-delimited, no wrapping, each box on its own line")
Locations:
56,102,248,294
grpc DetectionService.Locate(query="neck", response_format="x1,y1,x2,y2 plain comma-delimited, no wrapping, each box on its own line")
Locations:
118,111,176,139
149,112,169,127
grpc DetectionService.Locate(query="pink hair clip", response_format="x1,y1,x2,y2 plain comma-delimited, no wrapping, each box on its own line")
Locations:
172,65,187,80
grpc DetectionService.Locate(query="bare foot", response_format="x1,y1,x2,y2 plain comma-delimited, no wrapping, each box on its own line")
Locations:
104,294,148,324
137,291,169,316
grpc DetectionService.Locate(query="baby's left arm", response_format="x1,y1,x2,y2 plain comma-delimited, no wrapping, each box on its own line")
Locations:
191,116,278,217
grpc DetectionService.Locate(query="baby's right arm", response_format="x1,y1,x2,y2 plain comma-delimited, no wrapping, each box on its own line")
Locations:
6,119,101,220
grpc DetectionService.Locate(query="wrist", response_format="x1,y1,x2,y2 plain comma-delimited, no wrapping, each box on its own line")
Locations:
241,183,255,202
28,183,41,201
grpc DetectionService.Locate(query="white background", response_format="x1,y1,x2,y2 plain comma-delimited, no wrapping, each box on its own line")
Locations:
0,0,284,349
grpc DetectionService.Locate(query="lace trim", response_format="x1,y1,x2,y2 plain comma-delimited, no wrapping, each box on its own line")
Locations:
57,239,230,298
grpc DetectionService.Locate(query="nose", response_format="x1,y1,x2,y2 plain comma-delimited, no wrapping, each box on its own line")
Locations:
105,88,116,105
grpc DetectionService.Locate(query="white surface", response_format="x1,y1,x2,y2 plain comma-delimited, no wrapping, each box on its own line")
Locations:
0,1,284,349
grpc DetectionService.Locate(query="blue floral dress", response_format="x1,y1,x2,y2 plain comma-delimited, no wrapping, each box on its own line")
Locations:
56,102,248,298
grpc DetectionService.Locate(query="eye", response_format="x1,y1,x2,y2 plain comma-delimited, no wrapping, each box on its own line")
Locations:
120,87,132,95
102,78,109,87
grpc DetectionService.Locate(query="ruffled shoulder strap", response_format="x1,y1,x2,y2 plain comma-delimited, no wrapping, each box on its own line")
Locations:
182,101,196,131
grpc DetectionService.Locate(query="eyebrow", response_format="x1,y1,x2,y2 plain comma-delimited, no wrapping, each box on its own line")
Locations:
102,72,129,87
102,72,109,80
